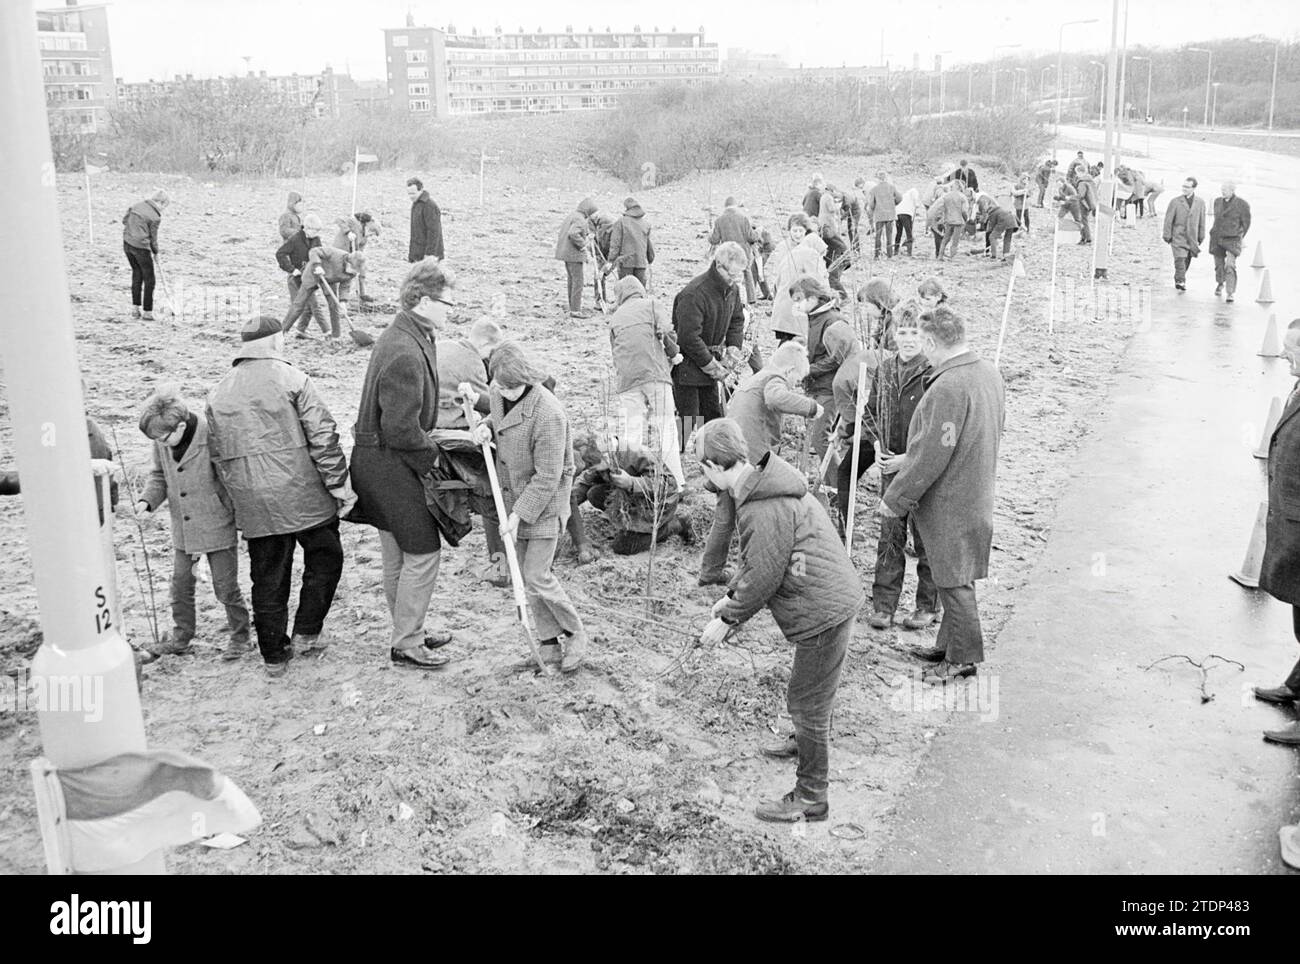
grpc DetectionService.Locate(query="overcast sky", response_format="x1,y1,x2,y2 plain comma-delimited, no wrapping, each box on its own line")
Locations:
98,0,1300,82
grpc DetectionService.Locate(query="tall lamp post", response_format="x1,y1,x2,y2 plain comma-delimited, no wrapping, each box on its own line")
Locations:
1015,67,1028,107
1090,59,1105,126
991,43,1021,106
1268,39,1280,139
1056,17,1100,134
1040,65,1054,104
1211,81,1220,130
1094,0,1121,281
1188,46,1212,127
936,49,952,119
1131,55,1151,123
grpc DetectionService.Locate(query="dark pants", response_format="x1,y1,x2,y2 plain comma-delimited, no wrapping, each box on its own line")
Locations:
935,583,984,664
869,474,937,614
823,235,848,296
893,215,913,254
874,220,895,257
987,225,1017,257
1173,253,1190,287
245,517,344,663
1036,181,1048,206
1210,240,1241,295
124,243,155,311
672,382,723,420
617,265,647,287
932,227,945,257
565,261,584,312
1286,606,1300,691
1015,206,1029,230
788,616,853,802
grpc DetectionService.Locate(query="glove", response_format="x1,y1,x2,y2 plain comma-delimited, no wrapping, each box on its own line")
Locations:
329,484,358,519
347,231,357,242
291,268,301,277
458,381,481,412
670,353,684,367
702,359,728,381
313,265,324,276
89,458,116,478
800,375,814,393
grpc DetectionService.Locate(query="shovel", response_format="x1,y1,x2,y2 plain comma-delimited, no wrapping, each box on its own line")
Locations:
152,256,178,320
459,388,553,676
316,272,375,348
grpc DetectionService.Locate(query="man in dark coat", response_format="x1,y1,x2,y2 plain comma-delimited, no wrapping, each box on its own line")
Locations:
1209,180,1252,302
608,196,655,287
880,305,1005,683
945,159,979,192
709,197,760,304
802,174,825,218
1162,176,1206,292
406,176,444,263
349,260,456,669
670,242,748,447
1255,319,1300,744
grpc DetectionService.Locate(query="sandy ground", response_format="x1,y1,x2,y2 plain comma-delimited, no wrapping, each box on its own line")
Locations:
0,155,1164,874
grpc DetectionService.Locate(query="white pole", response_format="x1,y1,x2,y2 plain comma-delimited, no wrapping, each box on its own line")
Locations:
1048,217,1060,334
479,149,486,208
994,265,1017,368
1,0,161,873
83,158,93,245
844,361,869,556
350,145,359,214
1268,41,1279,139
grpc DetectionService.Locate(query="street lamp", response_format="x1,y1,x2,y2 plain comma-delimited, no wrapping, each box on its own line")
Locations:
1090,59,1104,126
1015,67,1028,107
991,43,1021,106
1040,65,1054,103
1131,55,1151,122
1211,81,1220,130
1188,46,1212,127
1056,17,1100,132
1269,40,1280,136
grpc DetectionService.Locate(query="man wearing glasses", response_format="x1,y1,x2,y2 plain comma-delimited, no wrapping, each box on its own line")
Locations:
1162,177,1206,292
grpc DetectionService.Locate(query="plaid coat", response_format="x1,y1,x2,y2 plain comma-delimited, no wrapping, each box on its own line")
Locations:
489,385,574,540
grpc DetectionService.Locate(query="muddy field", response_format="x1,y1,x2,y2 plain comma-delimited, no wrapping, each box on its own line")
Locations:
0,154,1166,874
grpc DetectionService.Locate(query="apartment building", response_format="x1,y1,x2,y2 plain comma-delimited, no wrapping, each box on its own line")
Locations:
116,67,360,118
38,1,116,134
383,21,721,117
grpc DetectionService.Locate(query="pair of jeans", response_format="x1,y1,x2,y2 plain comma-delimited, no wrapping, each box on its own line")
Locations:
285,274,329,334
870,477,937,614
565,261,584,312
932,227,945,257
245,517,343,663
700,490,735,579
169,545,250,644
893,215,913,254
987,225,1016,257
942,223,963,258
517,530,584,640
873,219,895,257
1173,254,1190,287
1210,241,1240,295
935,583,984,664
618,382,684,487
377,528,442,651
124,243,155,311
788,616,853,802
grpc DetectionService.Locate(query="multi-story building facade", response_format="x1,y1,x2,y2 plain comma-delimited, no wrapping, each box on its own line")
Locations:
38,1,116,134
383,21,721,117
115,67,359,118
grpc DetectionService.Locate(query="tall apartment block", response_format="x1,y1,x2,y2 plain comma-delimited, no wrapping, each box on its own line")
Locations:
383,21,720,117
37,0,116,134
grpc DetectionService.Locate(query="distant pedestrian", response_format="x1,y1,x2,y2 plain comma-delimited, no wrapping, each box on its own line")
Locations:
281,242,364,341
608,196,655,287
983,201,1020,261
945,159,979,192
1209,180,1251,302
818,186,850,296
867,171,902,260
1034,159,1057,207
939,181,971,260
278,191,304,241
275,213,330,335
1012,172,1031,231
709,196,761,304
122,189,168,321
1162,177,1206,292
802,173,826,218
1055,179,1092,245
1067,151,1088,187
895,183,920,257
555,196,599,318
406,176,444,263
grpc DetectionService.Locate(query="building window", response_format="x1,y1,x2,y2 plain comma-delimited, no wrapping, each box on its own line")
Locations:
409,99,430,112
408,83,429,96
392,34,409,47
408,66,428,80
406,50,428,64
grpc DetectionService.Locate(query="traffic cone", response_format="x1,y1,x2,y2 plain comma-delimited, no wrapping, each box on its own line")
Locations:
1251,241,1266,269
1228,501,1268,589
1253,396,1282,459
1257,269,1275,304
1258,313,1283,357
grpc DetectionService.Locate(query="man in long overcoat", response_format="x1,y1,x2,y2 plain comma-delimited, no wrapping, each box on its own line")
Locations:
879,305,1005,683
1162,176,1206,292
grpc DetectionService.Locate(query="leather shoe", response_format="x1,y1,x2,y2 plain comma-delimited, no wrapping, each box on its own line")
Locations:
754,791,828,823
391,645,450,670
901,609,939,630
1253,684,1298,706
909,644,947,662
867,609,892,630
924,660,977,684
1263,723,1300,746
561,630,588,673
423,630,453,650
760,734,798,759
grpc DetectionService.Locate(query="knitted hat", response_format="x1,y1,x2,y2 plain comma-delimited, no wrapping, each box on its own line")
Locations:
241,315,282,342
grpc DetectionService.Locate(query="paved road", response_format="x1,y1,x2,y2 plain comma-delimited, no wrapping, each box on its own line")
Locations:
871,128,1300,873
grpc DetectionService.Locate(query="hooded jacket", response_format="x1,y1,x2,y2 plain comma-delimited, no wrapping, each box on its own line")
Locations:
278,192,302,242
409,189,444,262
726,369,819,462
716,453,865,641
556,198,598,262
122,199,162,252
671,263,745,388
275,228,321,274
205,340,347,539
609,202,655,268
332,214,378,253
608,276,678,393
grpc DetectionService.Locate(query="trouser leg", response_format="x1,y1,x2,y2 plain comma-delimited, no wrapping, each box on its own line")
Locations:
566,261,584,312
207,546,251,643
1285,606,1300,691
700,490,735,578
1224,249,1237,296
808,391,834,460
125,243,144,307
644,382,684,488
517,532,583,640
290,517,343,638
788,616,852,803
378,529,441,651
935,583,984,663
245,532,295,663
910,518,939,612
170,547,198,642
834,440,873,536
1173,255,1188,286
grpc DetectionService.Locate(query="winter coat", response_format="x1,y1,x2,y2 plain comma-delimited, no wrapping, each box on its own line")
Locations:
818,192,843,241
1260,383,1300,605
805,303,859,398
122,199,162,252
925,197,946,235
831,349,882,444
1163,194,1207,257
278,193,302,241
555,199,598,262
1210,195,1252,244
767,236,827,339
709,207,759,262
985,205,1019,234
1012,179,1030,210
489,384,574,540
408,190,444,262
435,338,489,430
940,190,970,226
275,229,321,274
574,450,678,535
726,370,819,462
140,416,238,555
882,351,1005,587
716,453,865,642
206,344,347,539
857,352,931,455
609,204,655,269
608,276,677,394
671,263,745,388
946,166,979,192
347,310,445,552
802,187,823,218
331,214,378,253
867,182,903,223
1075,172,1099,215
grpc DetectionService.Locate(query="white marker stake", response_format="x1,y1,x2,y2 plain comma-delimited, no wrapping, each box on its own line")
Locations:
995,256,1027,369
1047,217,1060,335
844,361,869,556
83,156,93,245
350,146,359,215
